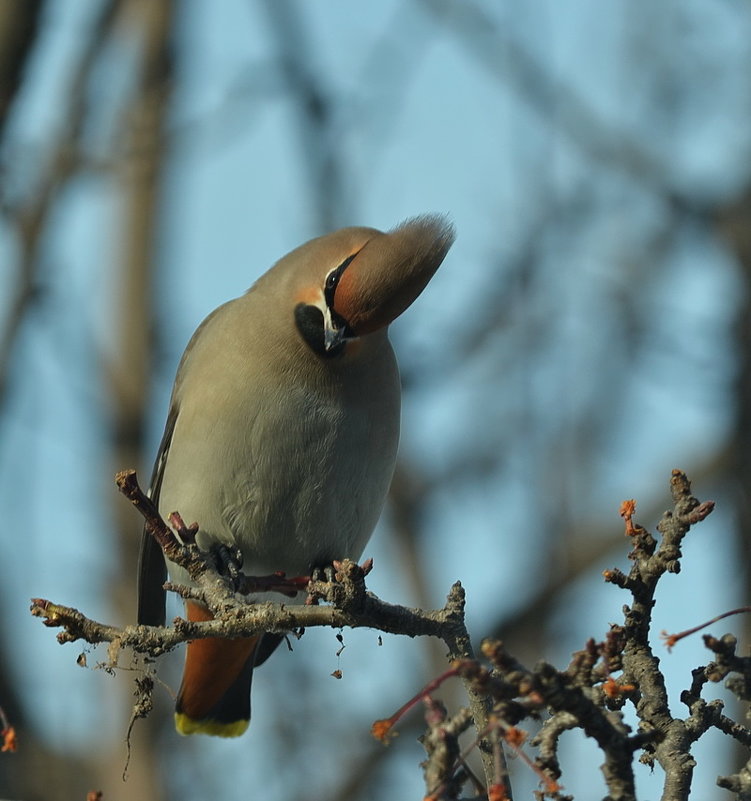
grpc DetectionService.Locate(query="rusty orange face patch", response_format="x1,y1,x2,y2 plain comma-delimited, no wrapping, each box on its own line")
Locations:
294,286,324,307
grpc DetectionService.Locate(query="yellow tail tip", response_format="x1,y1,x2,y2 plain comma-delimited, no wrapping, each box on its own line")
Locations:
174,712,249,738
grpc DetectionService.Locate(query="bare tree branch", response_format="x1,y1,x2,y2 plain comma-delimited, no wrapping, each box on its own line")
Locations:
0,0,43,130
0,0,119,415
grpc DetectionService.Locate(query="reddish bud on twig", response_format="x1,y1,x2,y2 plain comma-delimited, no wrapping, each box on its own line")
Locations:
602,676,636,699
167,511,198,543
661,607,751,651
620,499,637,535
372,666,461,743
0,705,16,753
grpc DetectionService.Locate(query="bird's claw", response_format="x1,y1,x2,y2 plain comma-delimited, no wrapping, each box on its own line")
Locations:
311,564,337,584
211,543,244,586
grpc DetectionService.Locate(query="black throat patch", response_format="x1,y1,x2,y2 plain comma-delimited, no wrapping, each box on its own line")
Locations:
294,303,346,358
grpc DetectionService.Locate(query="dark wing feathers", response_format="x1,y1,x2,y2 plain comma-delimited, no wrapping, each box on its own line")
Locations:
136,404,177,626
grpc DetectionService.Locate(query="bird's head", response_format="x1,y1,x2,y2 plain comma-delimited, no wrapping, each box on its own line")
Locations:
290,214,455,357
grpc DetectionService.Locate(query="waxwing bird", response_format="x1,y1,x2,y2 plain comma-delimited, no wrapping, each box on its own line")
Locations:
137,214,455,737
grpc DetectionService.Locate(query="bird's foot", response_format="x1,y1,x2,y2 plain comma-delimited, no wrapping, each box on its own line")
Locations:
306,563,339,605
310,564,337,584
210,543,244,588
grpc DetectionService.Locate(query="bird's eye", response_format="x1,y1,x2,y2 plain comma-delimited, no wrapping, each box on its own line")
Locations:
323,253,357,303
325,269,340,292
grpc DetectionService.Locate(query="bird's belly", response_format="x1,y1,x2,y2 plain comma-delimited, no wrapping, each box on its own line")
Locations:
159,382,398,584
